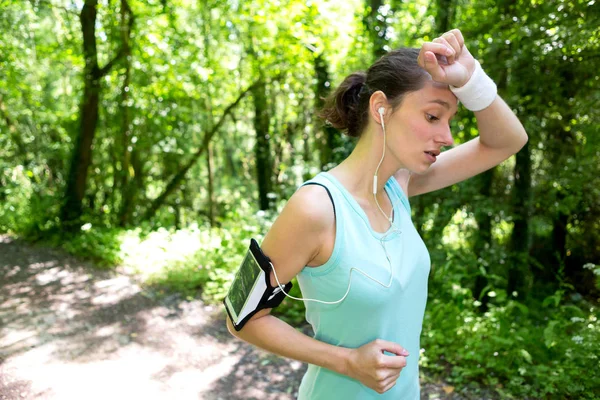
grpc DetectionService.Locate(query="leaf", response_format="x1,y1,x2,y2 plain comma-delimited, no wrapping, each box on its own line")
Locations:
544,320,559,348
491,335,514,346
513,301,529,315
520,349,533,364
543,292,561,308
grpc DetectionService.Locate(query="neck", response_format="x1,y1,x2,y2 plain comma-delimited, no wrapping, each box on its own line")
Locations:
332,125,405,202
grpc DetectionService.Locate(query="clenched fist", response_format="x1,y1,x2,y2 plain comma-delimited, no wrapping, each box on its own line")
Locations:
417,28,477,88
345,338,409,394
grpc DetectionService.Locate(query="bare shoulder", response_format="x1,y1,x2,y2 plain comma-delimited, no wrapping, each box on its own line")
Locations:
260,184,335,285
282,184,335,228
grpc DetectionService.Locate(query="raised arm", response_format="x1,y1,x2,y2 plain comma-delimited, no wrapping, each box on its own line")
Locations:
408,95,528,197
407,28,528,197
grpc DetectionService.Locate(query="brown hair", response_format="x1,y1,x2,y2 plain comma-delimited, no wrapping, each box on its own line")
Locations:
319,48,429,138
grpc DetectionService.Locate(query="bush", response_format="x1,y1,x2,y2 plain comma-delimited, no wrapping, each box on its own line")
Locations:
59,224,124,267
421,252,600,399
0,165,61,238
144,209,273,300
142,208,308,325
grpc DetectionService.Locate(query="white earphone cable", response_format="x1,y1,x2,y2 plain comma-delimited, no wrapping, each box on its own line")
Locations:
269,106,401,305
374,107,393,224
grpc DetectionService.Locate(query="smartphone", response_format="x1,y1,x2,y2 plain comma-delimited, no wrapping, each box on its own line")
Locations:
224,246,267,326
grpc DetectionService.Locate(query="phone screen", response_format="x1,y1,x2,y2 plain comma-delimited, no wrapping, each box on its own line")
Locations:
227,250,263,319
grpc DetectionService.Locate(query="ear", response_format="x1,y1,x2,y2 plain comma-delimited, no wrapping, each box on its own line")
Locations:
369,90,389,125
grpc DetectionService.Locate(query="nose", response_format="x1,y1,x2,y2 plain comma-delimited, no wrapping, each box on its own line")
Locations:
435,125,454,147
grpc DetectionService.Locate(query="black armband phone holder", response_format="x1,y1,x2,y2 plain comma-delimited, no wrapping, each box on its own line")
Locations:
223,238,293,331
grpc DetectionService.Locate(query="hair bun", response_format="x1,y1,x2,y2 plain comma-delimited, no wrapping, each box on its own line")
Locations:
319,72,367,137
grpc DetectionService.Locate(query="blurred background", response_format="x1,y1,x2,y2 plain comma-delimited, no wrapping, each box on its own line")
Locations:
0,0,599,399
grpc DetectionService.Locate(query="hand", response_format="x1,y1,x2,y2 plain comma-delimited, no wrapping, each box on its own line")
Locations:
345,339,409,394
417,28,476,88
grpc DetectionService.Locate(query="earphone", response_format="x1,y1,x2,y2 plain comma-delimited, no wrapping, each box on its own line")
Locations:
269,104,401,305
374,106,393,223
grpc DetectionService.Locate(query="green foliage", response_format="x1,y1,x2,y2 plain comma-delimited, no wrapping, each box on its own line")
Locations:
422,249,600,399
1,0,599,398
584,263,600,292
125,205,308,323
59,225,124,267
144,208,274,300
0,166,61,238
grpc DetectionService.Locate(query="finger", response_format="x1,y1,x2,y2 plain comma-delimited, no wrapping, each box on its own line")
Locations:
376,367,399,383
449,28,465,48
442,32,461,57
375,339,409,357
434,37,455,64
382,371,400,385
381,355,408,370
380,375,399,393
422,51,445,80
421,41,454,58
373,372,399,394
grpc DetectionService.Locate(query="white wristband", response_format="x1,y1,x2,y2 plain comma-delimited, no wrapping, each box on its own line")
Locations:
449,60,497,112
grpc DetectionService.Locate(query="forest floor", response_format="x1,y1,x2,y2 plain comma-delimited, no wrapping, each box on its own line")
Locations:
0,235,475,400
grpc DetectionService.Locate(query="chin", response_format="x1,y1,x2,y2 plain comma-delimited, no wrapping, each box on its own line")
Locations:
409,164,432,175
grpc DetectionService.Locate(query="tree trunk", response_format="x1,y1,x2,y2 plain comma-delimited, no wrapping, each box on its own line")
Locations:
434,0,453,34
473,168,494,311
507,140,531,298
207,143,215,226
118,0,135,227
201,0,216,225
123,146,144,224
550,67,577,275
253,78,272,210
552,202,569,265
61,0,130,227
314,52,337,170
61,0,101,226
302,129,312,182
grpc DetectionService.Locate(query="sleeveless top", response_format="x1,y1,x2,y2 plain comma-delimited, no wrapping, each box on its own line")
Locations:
296,171,431,400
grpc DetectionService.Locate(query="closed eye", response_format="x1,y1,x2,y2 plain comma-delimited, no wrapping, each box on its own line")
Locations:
425,113,439,122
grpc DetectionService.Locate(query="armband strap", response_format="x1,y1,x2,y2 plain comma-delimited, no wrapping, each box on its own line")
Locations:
223,239,293,331
450,60,497,112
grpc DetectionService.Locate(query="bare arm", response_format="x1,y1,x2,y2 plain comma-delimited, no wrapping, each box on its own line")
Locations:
409,28,528,197
408,94,528,197
227,310,351,374
225,185,409,394
226,185,350,374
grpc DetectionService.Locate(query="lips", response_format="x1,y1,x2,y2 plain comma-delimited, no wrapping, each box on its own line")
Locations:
424,150,440,163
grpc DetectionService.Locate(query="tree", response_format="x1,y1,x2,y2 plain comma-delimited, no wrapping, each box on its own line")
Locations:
61,0,133,227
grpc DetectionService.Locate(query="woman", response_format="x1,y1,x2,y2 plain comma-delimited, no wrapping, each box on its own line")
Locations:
226,29,528,398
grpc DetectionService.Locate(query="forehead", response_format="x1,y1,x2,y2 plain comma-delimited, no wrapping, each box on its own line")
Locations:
403,80,458,112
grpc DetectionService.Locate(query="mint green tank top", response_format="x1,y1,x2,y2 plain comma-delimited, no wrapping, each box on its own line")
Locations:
296,172,431,400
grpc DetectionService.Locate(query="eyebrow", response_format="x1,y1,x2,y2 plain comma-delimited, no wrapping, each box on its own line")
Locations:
428,99,458,116
428,99,451,109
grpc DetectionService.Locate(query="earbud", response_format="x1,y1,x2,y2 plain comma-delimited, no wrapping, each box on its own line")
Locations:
378,107,385,117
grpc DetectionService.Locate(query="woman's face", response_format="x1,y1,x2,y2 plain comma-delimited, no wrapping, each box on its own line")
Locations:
386,80,458,174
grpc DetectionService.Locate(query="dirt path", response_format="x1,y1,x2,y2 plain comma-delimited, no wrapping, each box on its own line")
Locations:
0,235,463,400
